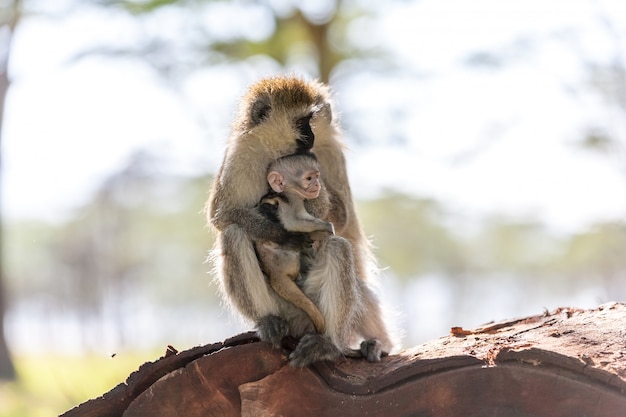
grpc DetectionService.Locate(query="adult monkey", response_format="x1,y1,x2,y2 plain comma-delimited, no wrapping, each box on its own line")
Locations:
208,76,393,366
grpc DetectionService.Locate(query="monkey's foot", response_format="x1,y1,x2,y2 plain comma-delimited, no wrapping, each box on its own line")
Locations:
289,334,341,367
256,315,289,349
360,339,384,363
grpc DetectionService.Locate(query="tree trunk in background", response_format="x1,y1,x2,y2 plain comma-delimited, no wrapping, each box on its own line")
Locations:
0,280,14,380
0,0,20,381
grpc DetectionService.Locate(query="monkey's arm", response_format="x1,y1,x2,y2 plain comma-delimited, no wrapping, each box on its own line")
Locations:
279,204,335,235
224,206,312,249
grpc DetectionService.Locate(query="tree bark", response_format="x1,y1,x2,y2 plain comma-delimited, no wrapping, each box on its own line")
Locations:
62,303,626,417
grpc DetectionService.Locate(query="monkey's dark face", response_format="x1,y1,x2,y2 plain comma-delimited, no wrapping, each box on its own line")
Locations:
245,77,330,155
251,100,316,153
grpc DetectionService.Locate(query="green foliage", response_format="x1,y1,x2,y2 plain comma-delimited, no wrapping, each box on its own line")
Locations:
469,217,560,275
5,152,216,317
96,0,189,15
360,192,557,280
579,129,615,153
357,191,624,290
359,192,467,279
88,0,387,83
0,351,159,417
556,222,626,278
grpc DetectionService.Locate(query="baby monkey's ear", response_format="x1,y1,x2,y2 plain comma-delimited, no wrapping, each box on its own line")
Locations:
267,171,285,193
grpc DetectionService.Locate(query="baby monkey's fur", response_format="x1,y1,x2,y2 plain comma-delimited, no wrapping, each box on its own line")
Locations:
255,153,334,334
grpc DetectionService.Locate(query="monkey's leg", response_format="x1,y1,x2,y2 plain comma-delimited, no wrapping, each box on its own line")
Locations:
354,281,394,362
290,236,361,367
270,274,326,334
216,226,286,345
257,244,326,334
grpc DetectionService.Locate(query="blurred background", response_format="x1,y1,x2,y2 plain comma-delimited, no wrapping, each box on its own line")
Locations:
1,0,626,414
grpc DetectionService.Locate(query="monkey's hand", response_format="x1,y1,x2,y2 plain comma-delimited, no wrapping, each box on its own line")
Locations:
280,231,313,251
308,229,333,243
360,339,385,363
289,334,341,367
257,315,289,349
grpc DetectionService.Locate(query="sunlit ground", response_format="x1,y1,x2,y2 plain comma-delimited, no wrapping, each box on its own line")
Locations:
0,350,161,417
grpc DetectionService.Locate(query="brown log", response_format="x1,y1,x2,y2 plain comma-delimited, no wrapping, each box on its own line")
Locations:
61,303,626,417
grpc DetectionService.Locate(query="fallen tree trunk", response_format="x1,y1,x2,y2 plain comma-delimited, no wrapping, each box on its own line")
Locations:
62,302,626,417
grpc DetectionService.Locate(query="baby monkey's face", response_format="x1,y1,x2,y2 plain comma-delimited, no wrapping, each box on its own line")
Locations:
299,169,321,199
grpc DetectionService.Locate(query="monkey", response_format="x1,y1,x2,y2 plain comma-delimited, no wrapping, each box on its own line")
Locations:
207,76,394,366
254,153,334,334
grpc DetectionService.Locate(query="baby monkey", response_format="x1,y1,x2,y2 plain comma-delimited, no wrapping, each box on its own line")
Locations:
255,153,335,334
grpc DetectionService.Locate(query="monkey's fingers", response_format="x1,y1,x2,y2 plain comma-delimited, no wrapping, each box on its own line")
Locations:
289,334,341,368
281,232,313,250
256,315,289,349
343,348,364,358
309,229,333,242
360,339,384,363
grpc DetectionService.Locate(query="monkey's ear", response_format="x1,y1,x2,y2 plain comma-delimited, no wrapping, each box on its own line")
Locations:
267,171,285,193
318,102,332,123
251,96,271,126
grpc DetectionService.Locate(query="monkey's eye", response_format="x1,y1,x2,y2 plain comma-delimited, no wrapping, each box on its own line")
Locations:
295,114,313,130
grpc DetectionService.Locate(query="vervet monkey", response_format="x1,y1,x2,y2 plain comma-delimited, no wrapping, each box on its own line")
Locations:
208,76,393,366
255,153,334,334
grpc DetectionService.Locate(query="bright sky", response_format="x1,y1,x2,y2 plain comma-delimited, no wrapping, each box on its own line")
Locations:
3,0,626,233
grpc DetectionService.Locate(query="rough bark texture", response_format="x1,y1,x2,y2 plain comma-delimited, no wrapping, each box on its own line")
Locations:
62,302,626,417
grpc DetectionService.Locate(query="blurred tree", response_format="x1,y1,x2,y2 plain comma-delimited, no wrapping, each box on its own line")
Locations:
567,6,626,303
4,151,215,350
576,9,626,173
52,151,214,348
89,0,389,83
556,222,626,302
0,0,21,381
461,2,626,175
358,192,467,280
461,3,626,303
470,217,558,276
357,193,571,311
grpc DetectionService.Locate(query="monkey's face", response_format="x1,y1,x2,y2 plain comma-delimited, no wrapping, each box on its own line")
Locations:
242,77,332,156
298,169,321,200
